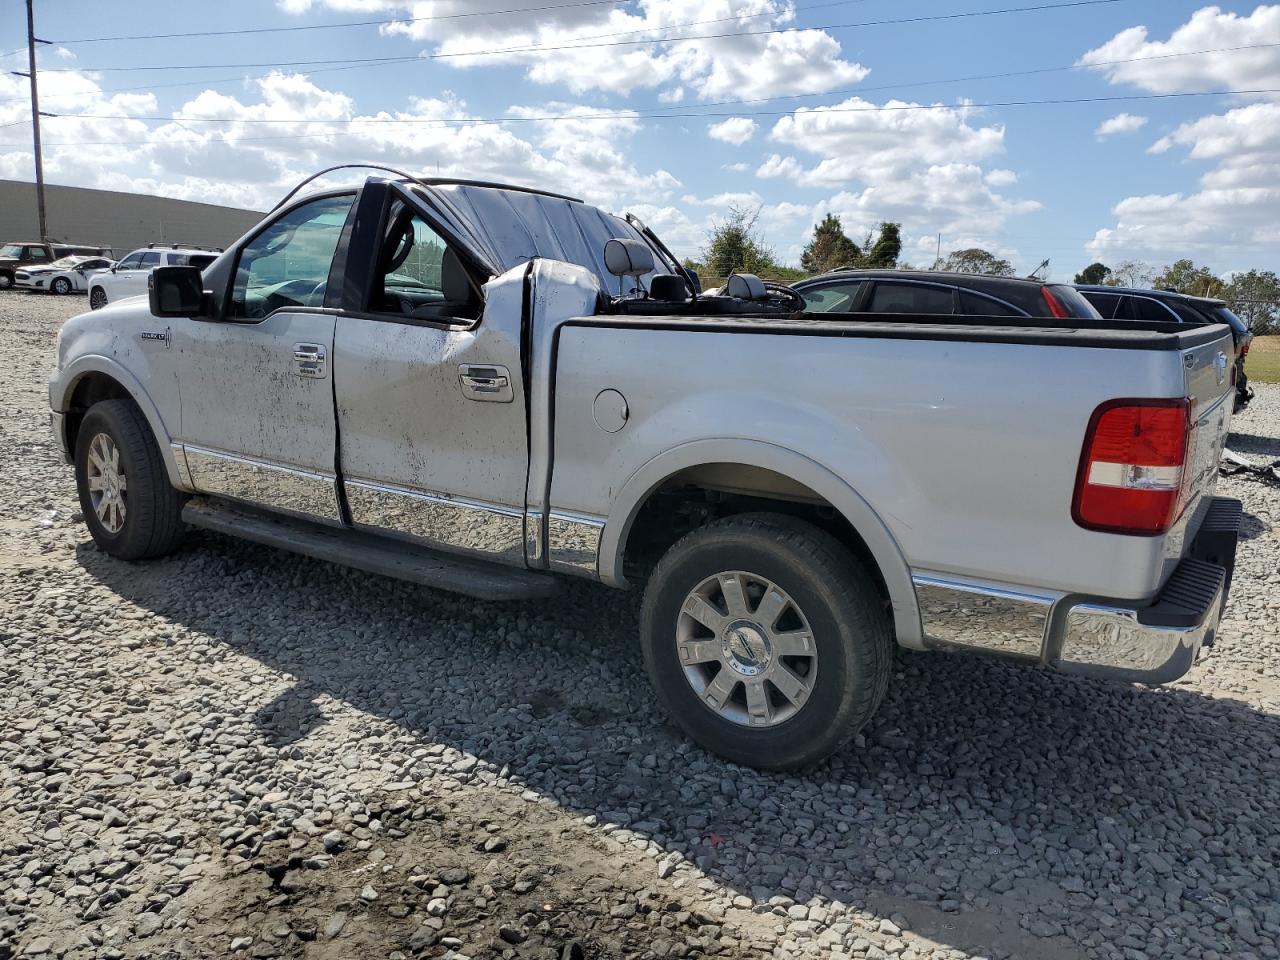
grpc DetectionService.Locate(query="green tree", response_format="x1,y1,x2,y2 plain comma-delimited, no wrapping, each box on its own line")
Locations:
1074,262,1112,285
937,247,1015,276
1106,259,1155,288
1224,269,1280,334
800,214,861,274
1154,258,1224,298
703,205,780,279
863,221,903,268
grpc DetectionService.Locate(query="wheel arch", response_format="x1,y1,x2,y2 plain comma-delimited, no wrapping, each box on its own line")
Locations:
599,438,923,649
55,357,191,491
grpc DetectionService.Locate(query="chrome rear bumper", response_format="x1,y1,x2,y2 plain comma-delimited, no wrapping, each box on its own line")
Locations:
915,496,1241,684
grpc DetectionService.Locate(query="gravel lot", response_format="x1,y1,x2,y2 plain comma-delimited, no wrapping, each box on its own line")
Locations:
2,291,1278,960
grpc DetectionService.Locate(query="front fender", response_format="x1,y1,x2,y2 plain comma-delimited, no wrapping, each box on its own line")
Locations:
51,355,191,491
598,437,924,649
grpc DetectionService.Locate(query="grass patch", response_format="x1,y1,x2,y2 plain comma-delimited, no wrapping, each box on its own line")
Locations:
1248,335,1280,384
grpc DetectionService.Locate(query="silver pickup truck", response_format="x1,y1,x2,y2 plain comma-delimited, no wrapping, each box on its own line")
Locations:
50,169,1242,769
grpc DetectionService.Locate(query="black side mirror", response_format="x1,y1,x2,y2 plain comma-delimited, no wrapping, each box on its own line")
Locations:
149,266,208,318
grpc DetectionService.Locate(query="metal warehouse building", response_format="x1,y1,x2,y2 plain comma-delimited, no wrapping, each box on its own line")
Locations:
0,179,263,258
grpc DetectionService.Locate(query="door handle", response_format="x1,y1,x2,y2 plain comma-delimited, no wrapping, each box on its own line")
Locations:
294,342,327,379
459,364,514,403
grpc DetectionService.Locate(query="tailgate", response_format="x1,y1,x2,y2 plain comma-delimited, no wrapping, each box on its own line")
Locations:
1180,325,1234,529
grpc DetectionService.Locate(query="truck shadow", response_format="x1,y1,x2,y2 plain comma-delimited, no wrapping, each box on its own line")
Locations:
78,532,1279,960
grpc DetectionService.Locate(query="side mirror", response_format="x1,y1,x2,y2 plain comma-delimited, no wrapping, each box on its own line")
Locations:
149,266,208,318
604,238,655,279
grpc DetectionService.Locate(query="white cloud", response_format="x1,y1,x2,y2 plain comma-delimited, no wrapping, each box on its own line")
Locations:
279,0,870,100
984,168,1018,186
764,98,1006,187
1077,5,1280,95
707,116,757,145
0,65,682,217
1082,8,1280,266
1087,101,1280,262
723,161,750,172
1095,113,1148,139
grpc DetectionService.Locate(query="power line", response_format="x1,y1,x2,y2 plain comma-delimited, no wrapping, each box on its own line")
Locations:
46,0,630,44
47,0,872,45
7,88,1277,148
40,0,1132,73
5,38,1276,111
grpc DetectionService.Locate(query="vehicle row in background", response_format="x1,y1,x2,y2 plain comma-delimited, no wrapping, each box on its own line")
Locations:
14,255,116,294
0,241,114,290
1077,285,1253,412
791,269,1101,319
789,270,1252,413
88,244,221,309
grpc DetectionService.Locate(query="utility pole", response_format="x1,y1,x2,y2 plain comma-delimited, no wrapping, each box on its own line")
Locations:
935,232,941,269
20,0,49,240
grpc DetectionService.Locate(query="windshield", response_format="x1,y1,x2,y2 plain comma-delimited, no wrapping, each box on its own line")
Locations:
48,256,87,269
0,244,23,258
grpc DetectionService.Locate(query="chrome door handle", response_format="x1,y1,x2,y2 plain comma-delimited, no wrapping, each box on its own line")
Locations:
459,364,514,403
294,343,327,379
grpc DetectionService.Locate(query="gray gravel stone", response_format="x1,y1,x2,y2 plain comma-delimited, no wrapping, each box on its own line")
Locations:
3,293,1279,960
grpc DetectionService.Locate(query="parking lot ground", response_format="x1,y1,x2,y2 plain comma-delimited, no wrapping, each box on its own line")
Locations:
2,291,1279,960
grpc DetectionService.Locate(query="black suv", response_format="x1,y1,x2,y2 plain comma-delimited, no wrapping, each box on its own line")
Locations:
1077,286,1252,412
792,269,1102,320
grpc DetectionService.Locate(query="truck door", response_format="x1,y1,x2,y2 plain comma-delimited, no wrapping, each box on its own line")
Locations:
175,192,355,522
331,190,529,565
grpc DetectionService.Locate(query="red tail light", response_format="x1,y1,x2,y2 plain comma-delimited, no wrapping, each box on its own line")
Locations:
1073,399,1191,536
1041,287,1070,319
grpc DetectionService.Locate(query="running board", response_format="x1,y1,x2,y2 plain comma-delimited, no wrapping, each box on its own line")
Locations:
182,497,560,601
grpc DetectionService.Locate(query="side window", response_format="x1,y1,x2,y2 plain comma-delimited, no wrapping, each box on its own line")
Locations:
21,246,40,262
116,252,144,271
867,282,956,314
959,290,1023,317
139,252,163,268
370,203,479,323
230,194,354,320
801,281,864,313
1134,298,1176,323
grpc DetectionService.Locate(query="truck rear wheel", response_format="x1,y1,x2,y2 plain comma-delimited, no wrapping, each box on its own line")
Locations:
75,399,185,560
640,513,892,770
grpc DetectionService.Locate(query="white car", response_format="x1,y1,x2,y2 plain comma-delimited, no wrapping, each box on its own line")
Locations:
15,255,116,295
88,246,219,310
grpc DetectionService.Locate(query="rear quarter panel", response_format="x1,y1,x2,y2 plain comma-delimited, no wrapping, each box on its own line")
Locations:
549,325,1195,604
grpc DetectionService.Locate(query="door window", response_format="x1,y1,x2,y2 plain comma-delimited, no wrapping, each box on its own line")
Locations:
139,251,163,268
867,281,956,314
1134,298,1177,323
959,290,1024,317
801,281,864,313
369,203,479,323
115,252,145,271
230,194,354,320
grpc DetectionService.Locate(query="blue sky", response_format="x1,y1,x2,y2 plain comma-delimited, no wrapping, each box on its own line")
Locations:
2,1,1278,279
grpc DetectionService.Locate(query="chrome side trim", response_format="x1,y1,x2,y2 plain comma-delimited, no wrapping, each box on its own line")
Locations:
1055,593,1221,685
913,573,1056,660
183,445,341,521
525,510,545,566
546,511,606,578
169,443,196,491
345,479,525,564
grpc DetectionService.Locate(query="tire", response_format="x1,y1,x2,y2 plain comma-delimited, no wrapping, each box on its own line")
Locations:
51,276,72,295
75,399,185,560
89,287,107,309
640,513,892,770
0,271,13,290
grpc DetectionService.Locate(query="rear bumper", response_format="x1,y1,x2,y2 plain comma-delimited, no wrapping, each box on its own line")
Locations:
916,496,1241,684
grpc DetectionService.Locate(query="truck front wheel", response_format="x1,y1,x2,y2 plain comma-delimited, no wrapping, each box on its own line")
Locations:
640,513,892,770
75,399,185,560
